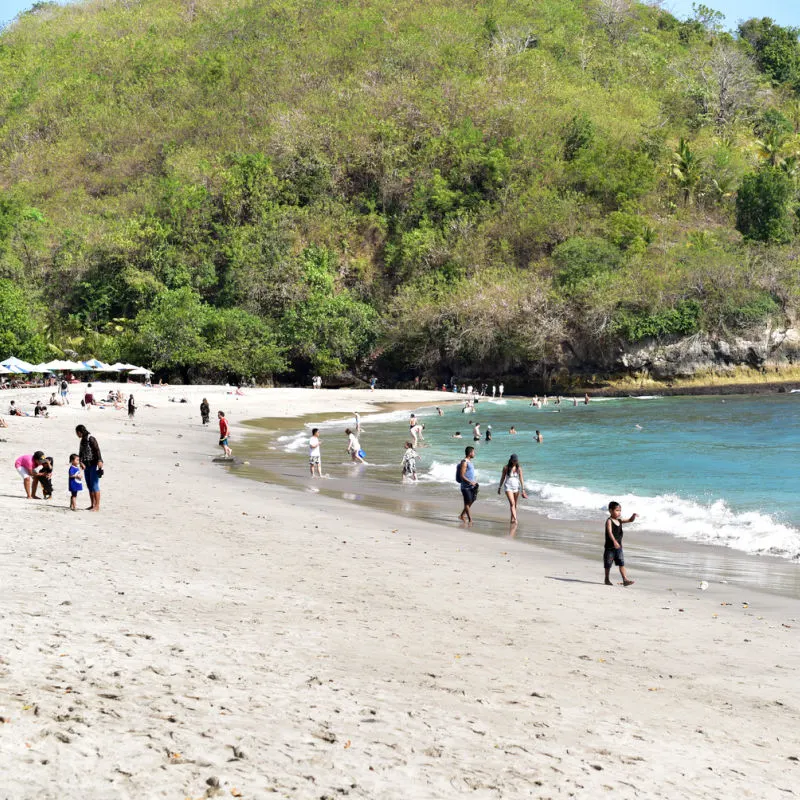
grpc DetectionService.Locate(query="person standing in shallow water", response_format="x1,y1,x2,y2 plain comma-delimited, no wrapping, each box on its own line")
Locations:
76,424,103,511
457,446,478,525
200,398,210,425
218,411,232,457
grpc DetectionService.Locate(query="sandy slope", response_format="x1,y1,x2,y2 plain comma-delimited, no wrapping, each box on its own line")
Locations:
1,386,798,799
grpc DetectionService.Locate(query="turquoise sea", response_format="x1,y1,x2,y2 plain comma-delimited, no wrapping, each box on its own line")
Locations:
278,393,800,561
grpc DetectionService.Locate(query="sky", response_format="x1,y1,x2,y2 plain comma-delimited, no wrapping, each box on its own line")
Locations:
1,0,799,31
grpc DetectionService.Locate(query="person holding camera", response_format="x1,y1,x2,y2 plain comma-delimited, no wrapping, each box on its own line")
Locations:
76,424,104,512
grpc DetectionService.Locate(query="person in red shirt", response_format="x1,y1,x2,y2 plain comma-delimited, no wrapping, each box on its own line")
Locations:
218,410,232,457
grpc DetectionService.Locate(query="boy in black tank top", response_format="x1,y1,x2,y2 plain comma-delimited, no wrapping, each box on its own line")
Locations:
604,501,638,586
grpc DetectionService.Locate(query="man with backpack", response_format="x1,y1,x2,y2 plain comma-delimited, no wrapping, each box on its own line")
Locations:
456,446,479,524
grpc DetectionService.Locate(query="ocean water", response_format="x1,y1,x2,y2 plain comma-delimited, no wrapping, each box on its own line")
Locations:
280,394,800,561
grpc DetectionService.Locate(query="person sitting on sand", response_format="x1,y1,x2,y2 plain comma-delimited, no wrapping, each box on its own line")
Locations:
0,416,7,428
9,401,27,417
497,453,527,523
34,400,49,417
604,501,637,587
345,428,366,464
218,411,232,458
49,392,61,407
83,384,96,408
401,441,419,481
15,451,46,499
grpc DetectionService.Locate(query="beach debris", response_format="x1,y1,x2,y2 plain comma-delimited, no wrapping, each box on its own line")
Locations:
344,740,351,749
230,790,242,797
699,581,709,591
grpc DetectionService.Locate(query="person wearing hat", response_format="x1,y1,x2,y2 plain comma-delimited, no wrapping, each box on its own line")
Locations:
485,425,492,442
497,453,527,523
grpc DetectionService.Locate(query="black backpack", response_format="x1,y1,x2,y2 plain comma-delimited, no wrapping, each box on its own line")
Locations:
455,460,465,484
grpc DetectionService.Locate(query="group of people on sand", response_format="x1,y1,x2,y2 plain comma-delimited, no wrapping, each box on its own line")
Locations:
304,397,637,586
13,425,104,511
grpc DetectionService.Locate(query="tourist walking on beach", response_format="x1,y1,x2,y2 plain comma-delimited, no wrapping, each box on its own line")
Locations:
402,441,419,481
354,411,361,433
200,398,210,425
68,453,83,511
309,428,322,477
497,453,527,523
60,378,69,404
345,428,366,464
14,451,46,499
76,424,103,511
457,446,478,524
604,501,637,586
128,394,136,419
218,411,232,458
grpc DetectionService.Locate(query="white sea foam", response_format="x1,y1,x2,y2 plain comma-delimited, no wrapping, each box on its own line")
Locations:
420,462,800,559
277,431,309,453
522,479,800,560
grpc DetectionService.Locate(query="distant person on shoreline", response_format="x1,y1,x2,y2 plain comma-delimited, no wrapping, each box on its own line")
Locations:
15,451,46,499
200,398,210,425
60,378,69,404
604,501,637,587
218,411,232,458
128,394,136,419
309,427,322,477
402,441,419,481
76,424,103,511
499,383,504,398
68,453,83,511
535,430,543,443
354,411,361,433
457,446,478,524
498,453,527,523
345,428,366,464
584,393,591,405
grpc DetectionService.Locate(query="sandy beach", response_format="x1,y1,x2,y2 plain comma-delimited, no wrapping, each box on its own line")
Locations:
1,386,799,799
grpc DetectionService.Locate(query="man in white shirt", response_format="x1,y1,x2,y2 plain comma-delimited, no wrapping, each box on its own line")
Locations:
309,428,322,477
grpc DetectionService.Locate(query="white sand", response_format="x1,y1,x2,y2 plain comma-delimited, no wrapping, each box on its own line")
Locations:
1,385,798,799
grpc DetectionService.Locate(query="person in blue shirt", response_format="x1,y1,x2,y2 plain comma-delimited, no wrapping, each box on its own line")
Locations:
68,453,83,511
457,446,478,525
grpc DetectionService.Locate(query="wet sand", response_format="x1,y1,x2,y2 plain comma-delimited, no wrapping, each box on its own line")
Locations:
232,411,800,600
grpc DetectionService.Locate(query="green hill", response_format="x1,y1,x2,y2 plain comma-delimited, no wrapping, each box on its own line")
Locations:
1,0,799,385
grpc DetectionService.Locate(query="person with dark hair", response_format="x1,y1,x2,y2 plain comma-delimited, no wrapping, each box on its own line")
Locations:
218,411,232,457
497,453,527,523
128,394,136,419
68,453,83,511
14,451,46,499
309,428,322,477
76,424,103,511
200,398,210,425
457,446,478,524
604,501,637,587
345,428,366,464
34,456,54,500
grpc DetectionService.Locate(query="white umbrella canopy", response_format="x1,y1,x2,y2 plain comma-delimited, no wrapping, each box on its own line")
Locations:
128,367,153,376
1,356,37,373
42,359,75,371
63,360,90,372
0,364,12,375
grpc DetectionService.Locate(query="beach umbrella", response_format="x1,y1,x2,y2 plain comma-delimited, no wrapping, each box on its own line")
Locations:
128,367,153,376
42,359,75,371
0,364,12,375
1,356,36,373
63,360,90,372
94,361,120,372
31,363,55,373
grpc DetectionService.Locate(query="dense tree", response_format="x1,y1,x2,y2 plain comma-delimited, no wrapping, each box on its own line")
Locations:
735,168,794,244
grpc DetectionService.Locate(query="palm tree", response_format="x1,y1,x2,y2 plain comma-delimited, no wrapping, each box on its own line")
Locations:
671,138,703,205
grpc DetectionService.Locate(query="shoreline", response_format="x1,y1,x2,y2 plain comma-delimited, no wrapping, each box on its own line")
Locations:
231,404,800,600
2,385,799,798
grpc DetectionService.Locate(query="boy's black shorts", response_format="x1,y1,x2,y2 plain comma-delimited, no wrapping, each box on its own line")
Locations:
604,547,625,568
460,484,478,505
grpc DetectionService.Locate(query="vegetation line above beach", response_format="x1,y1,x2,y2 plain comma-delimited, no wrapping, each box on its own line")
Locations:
1,0,800,385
